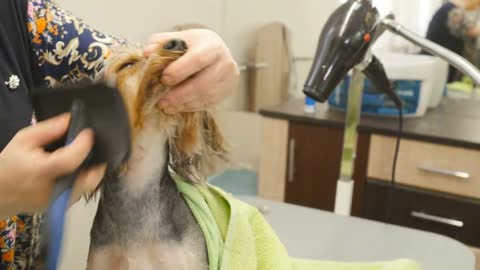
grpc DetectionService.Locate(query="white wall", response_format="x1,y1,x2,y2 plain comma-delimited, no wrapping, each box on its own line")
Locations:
56,0,339,110
55,0,225,42
223,0,339,109
372,0,444,53
53,0,339,176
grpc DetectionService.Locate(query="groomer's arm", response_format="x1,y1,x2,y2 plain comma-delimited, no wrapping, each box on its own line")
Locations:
27,0,124,84
0,114,105,219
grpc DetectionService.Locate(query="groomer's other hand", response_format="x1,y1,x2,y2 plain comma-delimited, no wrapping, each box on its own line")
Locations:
0,114,105,217
144,29,240,113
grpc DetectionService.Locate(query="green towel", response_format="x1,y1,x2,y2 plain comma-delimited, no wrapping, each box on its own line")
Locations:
170,169,420,270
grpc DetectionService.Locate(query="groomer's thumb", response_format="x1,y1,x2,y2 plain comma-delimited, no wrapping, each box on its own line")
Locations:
144,32,179,56
19,113,70,147
46,129,95,177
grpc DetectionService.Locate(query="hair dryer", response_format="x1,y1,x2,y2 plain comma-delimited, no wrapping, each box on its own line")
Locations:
303,0,402,107
302,0,480,217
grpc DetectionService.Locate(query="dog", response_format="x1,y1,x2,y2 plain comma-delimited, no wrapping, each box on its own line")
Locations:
86,39,228,270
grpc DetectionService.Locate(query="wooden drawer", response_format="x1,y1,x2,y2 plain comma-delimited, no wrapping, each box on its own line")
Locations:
364,180,480,247
368,135,480,200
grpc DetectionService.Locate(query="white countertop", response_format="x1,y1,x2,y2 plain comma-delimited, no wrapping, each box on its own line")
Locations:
240,197,475,270
61,196,475,270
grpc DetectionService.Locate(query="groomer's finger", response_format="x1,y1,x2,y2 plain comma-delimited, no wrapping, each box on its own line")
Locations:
69,164,107,206
45,129,95,176
160,77,200,112
160,78,204,114
17,113,70,147
161,46,219,87
160,61,224,113
145,31,221,87
144,32,179,56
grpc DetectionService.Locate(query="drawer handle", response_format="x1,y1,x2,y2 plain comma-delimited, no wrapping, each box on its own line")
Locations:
411,211,464,228
288,139,295,183
417,166,470,180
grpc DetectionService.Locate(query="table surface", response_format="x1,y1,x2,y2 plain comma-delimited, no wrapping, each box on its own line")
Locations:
260,98,480,150
240,196,475,270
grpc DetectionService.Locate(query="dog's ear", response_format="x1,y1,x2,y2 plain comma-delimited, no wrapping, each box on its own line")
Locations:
169,110,229,183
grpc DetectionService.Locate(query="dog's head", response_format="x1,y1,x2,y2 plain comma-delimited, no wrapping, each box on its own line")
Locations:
102,39,228,183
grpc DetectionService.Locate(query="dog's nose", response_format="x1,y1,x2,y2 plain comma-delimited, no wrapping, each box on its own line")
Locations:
163,39,188,51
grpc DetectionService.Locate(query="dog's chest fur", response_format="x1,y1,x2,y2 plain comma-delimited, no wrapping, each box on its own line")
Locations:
87,120,208,270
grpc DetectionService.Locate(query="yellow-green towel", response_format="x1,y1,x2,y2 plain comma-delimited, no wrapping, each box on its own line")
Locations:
170,169,420,270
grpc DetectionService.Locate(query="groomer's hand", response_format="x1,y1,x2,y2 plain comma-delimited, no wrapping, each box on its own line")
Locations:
0,114,106,218
144,29,240,113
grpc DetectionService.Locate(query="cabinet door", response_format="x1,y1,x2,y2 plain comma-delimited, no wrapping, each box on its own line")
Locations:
285,122,343,211
364,180,480,247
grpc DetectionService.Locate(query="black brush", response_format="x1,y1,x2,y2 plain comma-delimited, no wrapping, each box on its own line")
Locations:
30,82,131,270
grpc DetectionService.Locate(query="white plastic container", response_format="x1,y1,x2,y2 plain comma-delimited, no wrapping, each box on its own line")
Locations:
429,56,449,108
376,52,449,116
328,53,449,117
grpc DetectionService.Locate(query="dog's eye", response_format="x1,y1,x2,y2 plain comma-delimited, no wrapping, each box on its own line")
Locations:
118,61,136,71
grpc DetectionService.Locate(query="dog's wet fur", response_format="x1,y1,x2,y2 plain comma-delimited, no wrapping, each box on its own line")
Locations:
86,39,228,270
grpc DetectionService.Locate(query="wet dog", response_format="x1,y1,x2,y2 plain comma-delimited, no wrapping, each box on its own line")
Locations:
86,39,228,270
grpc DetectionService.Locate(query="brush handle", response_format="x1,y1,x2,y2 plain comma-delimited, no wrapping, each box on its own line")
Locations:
46,184,73,270
51,100,91,200
44,99,91,270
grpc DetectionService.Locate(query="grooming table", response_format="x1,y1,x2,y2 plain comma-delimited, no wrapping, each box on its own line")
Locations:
240,197,475,270
60,196,474,270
